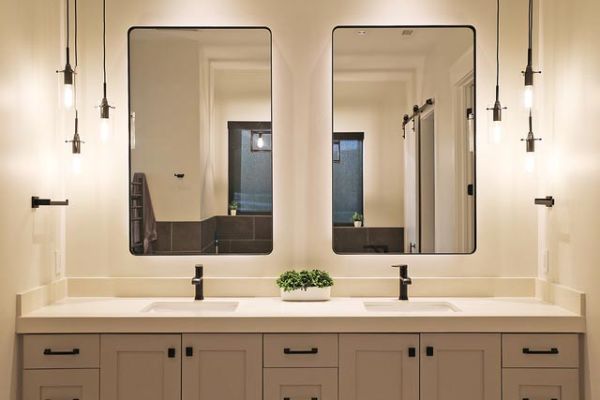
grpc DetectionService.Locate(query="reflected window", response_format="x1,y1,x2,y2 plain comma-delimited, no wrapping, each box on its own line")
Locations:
333,132,364,226
228,121,273,215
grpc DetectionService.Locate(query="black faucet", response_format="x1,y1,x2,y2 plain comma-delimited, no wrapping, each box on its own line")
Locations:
191,264,204,300
392,264,412,301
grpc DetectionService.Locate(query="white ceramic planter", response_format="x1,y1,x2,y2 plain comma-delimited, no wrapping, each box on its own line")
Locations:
354,220,362,227
280,287,331,302
230,209,237,216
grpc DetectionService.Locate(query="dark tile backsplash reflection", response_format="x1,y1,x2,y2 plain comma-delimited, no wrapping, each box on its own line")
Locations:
154,215,272,255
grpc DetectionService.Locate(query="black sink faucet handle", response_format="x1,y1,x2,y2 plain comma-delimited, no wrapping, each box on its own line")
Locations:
192,264,204,301
392,264,412,301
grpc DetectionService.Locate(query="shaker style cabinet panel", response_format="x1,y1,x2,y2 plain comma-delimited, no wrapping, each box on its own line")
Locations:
100,334,181,400
503,368,579,400
339,334,419,400
182,334,262,400
264,368,338,400
23,369,99,400
420,334,502,400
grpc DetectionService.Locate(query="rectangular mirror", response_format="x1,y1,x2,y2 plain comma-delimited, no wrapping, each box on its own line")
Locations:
332,26,476,254
128,27,272,255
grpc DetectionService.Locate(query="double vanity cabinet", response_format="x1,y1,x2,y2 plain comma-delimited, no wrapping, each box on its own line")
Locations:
22,332,580,400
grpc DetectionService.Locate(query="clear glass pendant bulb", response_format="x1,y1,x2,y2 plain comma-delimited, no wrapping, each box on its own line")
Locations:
257,135,264,149
491,120,502,144
524,85,534,109
100,117,111,143
525,151,536,173
63,84,74,109
72,153,82,174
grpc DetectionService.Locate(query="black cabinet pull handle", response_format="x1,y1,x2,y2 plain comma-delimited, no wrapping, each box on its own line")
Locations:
283,398,318,400
43,348,80,356
185,347,193,357
167,348,176,358
283,347,318,355
522,347,559,355
408,347,416,358
426,346,434,357
523,398,557,400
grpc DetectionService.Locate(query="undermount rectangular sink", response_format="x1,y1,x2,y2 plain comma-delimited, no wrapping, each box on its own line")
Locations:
363,301,460,313
142,301,239,313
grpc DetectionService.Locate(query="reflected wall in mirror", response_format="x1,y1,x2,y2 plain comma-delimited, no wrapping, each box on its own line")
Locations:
332,26,476,254
128,27,272,255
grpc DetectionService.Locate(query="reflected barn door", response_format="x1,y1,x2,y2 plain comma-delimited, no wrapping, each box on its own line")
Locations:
404,118,419,253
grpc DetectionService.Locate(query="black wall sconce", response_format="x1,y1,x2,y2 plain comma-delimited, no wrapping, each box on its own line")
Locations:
534,196,555,208
32,197,70,209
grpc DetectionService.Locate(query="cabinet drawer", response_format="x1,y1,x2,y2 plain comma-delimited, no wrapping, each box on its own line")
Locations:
24,334,100,369
502,334,579,368
264,334,338,367
23,369,99,400
503,368,579,400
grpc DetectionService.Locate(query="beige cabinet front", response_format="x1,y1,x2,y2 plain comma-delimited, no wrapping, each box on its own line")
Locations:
503,368,579,400
264,368,338,400
339,334,419,400
23,369,99,400
421,334,501,400
182,334,262,400
100,334,181,400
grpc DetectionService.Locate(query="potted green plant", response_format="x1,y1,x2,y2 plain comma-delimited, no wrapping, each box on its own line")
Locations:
352,212,363,227
276,269,334,301
229,201,239,216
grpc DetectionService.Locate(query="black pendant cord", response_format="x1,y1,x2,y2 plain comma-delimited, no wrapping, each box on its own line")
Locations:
103,0,107,93
73,0,78,110
66,0,70,62
495,0,500,96
74,0,78,69
99,0,114,116
487,0,505,121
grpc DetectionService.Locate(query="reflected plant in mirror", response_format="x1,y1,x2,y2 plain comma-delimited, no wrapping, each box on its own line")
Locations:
128,27,272,255
332,26,476,254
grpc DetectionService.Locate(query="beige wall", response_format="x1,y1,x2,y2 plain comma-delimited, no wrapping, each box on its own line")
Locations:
65,0,538,279
334,80,406,227
0,1,62,398
539,0,600,397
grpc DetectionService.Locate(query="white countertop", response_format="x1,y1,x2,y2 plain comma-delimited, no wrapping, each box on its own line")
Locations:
16,297,585,334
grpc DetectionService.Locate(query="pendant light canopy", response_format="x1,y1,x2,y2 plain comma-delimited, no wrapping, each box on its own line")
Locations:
99,0,114,142
57,0,75,109
522,0,541,109
487,0,507,143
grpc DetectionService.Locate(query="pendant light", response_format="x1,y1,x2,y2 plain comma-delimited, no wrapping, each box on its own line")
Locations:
522,110,541,173
522,0,541,110
56,0,74,109
487,0,506,143
98,0,114,142
65,0,84,173
256,132,265,149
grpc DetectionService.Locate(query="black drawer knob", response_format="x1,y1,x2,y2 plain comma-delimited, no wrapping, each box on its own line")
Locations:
522,347,559,355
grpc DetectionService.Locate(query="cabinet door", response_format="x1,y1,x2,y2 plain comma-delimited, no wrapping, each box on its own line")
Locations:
264,368,337,400
421,334,501,400
503,368,579,400
339,334,419,400
100,334,181,400
182,334,262,400
23,369,99,400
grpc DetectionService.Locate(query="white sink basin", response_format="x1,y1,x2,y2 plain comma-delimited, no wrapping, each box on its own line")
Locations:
363,301,459,313
142,301,239,313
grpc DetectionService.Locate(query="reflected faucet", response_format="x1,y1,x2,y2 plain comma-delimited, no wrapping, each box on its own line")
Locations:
191,264,204,300
392,264,412,301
